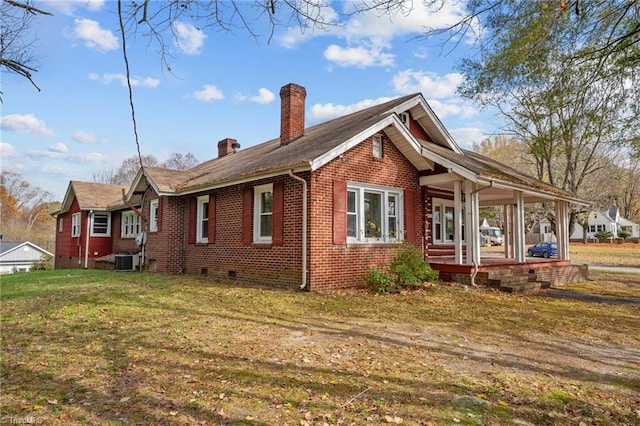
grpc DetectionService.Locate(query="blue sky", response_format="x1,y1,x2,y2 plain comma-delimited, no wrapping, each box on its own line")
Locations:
1,0,502,202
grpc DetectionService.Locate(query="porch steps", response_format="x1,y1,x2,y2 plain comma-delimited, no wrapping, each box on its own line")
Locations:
485,269,552,294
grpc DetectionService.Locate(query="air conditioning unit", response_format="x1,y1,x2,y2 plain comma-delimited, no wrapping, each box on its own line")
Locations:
115,254,139,272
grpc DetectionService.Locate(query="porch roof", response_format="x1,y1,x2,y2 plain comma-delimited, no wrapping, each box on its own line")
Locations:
419,143,588,206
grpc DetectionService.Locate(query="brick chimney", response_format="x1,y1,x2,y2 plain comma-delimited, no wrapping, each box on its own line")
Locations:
218,138,240,158
280,83,306,145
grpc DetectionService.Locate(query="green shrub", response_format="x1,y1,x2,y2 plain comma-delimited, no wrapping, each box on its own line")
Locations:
618,229,630,239
363,267,398,294
389,246,439,287
595,231,613,240
630,237,640,244
364,246,439,294
31,255,54,271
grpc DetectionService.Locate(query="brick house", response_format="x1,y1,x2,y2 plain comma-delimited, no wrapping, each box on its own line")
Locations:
53,83,587,291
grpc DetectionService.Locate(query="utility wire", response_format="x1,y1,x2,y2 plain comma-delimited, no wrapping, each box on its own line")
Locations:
117,0,145,175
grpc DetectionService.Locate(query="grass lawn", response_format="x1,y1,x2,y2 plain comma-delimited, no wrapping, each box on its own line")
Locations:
1,269,639,425
482,241,640,268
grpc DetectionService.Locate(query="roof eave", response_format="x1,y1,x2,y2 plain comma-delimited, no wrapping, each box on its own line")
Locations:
477,177,590,206
166,163,312,197
389,95,463,154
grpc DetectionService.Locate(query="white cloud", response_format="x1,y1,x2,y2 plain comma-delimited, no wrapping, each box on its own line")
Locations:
74,18,118,51
0,142,17,159
308,97,393,123
72,130,98,144
426,99,478,119
1,114,54,136
192,85,224,102
324,44,394,68
279,1,469,48
449,127,487,149
88,73,160,88
249,88,275,104
42,0,105,15
392,69,464,98
26,150,109,163
173,21,206,55
49,143,69,153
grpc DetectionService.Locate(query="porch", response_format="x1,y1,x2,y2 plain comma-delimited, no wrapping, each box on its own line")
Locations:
429,253,589,293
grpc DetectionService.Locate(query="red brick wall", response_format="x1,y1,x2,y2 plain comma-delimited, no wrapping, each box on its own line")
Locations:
122,132,425,292
145,177,305,289
111,210,140,255
308,133,423,292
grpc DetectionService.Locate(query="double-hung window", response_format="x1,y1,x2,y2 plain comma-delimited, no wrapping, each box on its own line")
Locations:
121,211,141,237
149,199,159,232
347,183,403,243
196,196,209,243
71,213,81,237
253,184,273,243
432,198,465,244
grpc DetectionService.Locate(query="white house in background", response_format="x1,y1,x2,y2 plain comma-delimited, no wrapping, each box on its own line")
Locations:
0,241,53,274
570,208,640,240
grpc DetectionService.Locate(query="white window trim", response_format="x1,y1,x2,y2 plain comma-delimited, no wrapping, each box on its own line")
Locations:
90,212,111,237
121,210,141,238
58,218,63,233
71,213,81,237
196,196,209,243
253,183,273,243
432,197,465,245
372,135,383,158
347,182,403,243
149,199,159,232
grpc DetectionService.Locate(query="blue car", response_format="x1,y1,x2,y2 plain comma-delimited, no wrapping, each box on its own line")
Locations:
527,242,557,258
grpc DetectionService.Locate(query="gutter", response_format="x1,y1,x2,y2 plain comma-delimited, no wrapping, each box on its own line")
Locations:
288,170,308,290
84,210,92,269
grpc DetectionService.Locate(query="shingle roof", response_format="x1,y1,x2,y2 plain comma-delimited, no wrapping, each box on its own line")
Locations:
422,142,584,201
144,94,417,193
134,90,583,205
0,241,24,254
71,181,128,210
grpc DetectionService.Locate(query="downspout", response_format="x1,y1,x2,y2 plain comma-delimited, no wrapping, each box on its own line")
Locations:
288,170,308,290
84,210,93,269
469,181,494,286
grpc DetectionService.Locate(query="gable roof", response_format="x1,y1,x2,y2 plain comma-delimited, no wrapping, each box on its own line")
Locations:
130,94,439,197
0,241,53,258
56,181,128,215
124,86,584,206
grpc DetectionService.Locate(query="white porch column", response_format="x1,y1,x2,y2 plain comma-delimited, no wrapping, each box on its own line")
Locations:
468,182,481,266
514,191,526,263
454,180,463,264
555,200,570,260
503,204,513,259
464,181,473,265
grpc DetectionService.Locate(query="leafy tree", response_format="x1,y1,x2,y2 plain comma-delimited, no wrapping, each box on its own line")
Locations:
93,152,199,185
0,170,56,250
